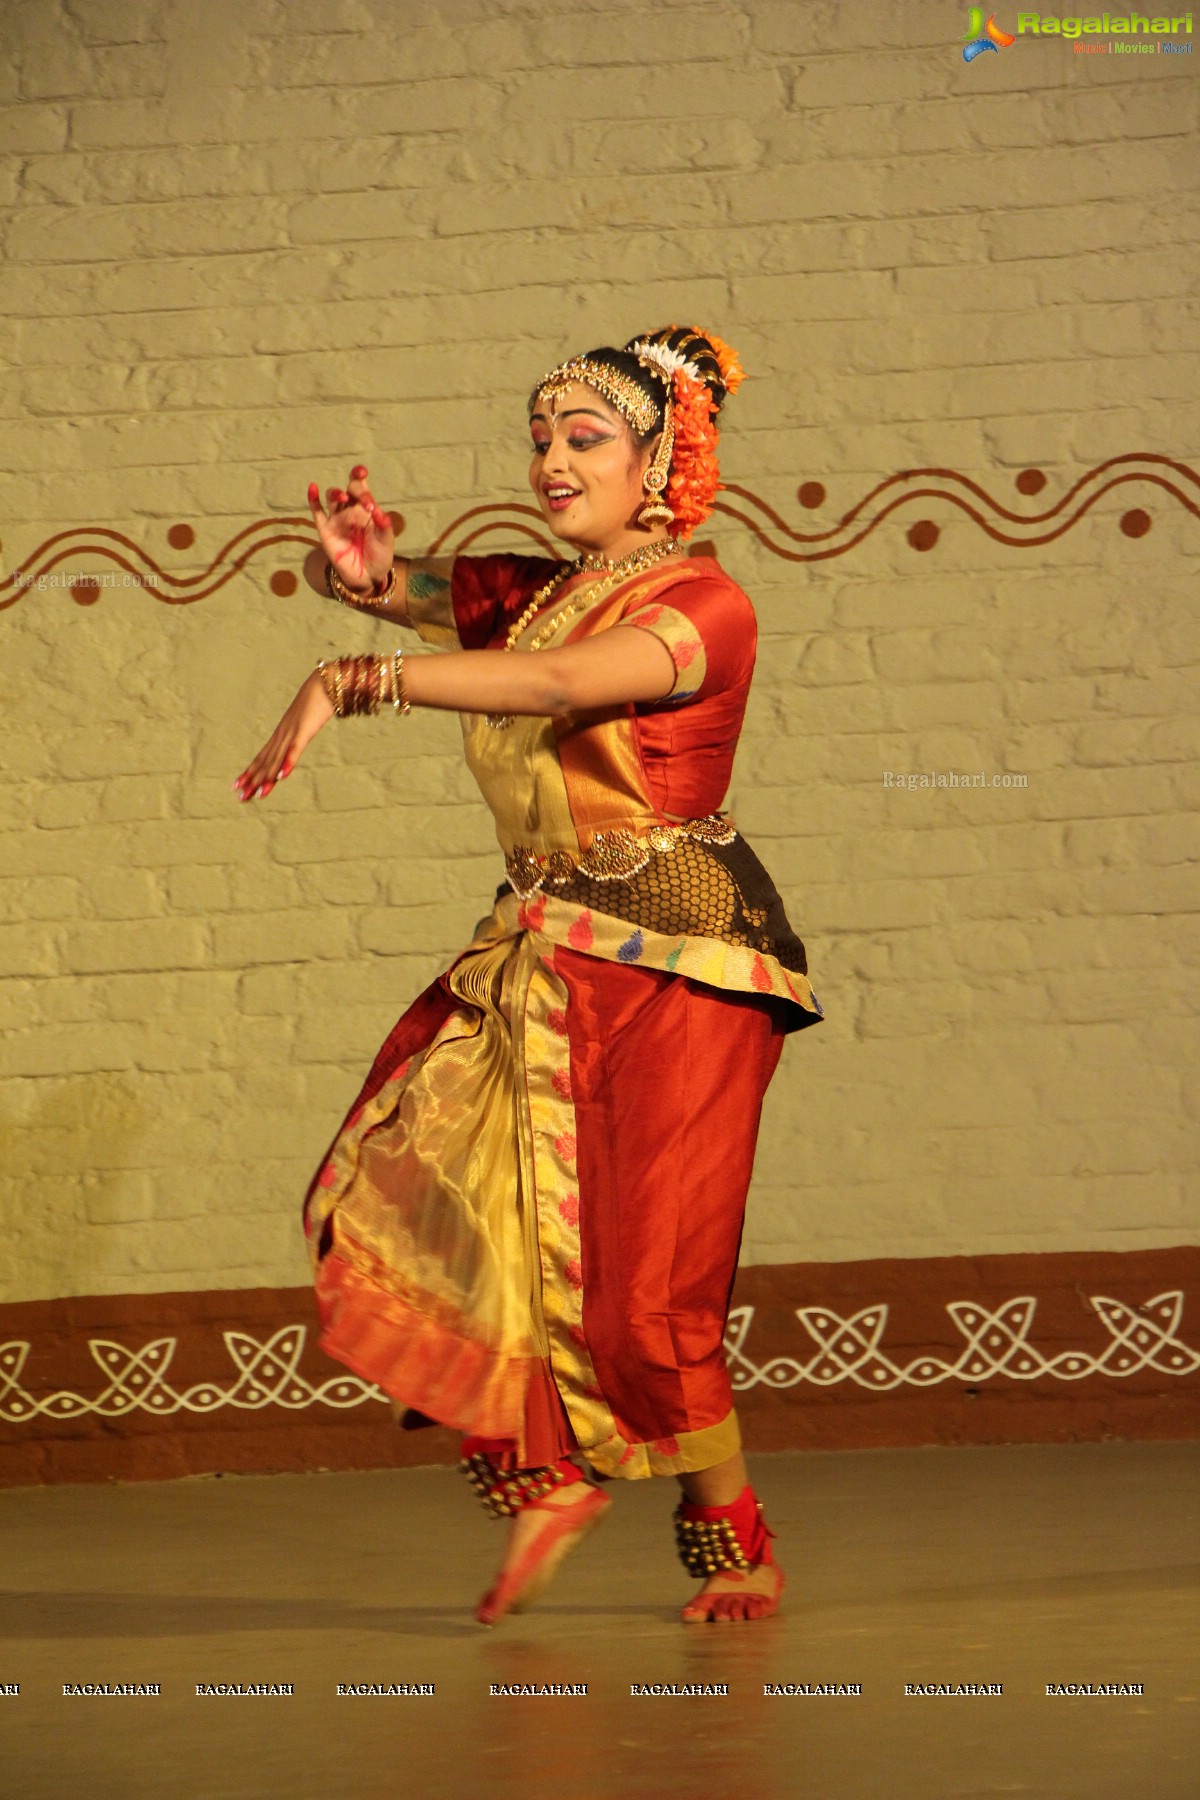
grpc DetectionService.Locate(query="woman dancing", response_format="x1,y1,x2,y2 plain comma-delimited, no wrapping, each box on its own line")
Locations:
233,325,824,1626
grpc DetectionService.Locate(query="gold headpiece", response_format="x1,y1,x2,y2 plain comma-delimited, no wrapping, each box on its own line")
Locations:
530,356,660,437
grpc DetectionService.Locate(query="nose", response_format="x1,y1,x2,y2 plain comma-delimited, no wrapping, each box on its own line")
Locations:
540,429,573,480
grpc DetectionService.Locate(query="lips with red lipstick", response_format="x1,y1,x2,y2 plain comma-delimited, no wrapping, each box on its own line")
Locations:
543,482,582,513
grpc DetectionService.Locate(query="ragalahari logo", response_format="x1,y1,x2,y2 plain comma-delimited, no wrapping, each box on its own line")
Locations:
962,8,1017,57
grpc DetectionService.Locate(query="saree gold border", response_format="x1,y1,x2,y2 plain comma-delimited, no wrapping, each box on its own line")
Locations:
515,939,749,1479
644,1409,743,1478
492,891,822,1023
514,940,621,1469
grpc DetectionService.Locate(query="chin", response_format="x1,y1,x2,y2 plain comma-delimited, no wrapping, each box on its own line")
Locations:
545,516,593,549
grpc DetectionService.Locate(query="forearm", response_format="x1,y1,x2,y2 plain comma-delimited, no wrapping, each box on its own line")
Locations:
302,545,413,629
329,626,676,718
401,647,575,716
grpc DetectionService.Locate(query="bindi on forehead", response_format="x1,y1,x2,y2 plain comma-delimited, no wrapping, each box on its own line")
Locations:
535,382,624,425
529,410,615,434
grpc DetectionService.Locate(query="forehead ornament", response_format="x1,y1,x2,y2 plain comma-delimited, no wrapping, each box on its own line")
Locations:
530,356,660,436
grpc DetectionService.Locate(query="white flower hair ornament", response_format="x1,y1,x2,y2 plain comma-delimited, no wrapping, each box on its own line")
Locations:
630,339,704,386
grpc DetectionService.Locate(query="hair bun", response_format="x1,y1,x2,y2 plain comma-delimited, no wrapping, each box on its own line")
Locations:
623,325,744,415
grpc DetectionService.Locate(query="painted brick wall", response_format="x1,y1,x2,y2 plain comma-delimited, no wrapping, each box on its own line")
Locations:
1,0,1197,1304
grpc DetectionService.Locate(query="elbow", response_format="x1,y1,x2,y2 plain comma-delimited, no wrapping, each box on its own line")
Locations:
536,661,580,716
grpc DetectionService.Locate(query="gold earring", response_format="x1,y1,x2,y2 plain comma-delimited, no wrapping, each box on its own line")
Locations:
638,414,675,528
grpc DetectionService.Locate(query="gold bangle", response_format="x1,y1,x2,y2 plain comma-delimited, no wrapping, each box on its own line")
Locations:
326,561,397,609
325,562,370,607
393,649,411,714
316,652,405,721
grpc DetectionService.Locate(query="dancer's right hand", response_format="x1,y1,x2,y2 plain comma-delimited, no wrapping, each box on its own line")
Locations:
307,464,394,594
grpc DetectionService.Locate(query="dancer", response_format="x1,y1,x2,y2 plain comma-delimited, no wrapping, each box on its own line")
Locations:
233,326,824,1624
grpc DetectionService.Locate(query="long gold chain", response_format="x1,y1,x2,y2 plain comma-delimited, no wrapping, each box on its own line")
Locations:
484,538,680,729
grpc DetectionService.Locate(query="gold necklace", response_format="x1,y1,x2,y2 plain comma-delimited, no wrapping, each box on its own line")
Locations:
484,538,680,730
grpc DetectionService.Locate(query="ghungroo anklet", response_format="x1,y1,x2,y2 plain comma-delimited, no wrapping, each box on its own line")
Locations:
673,1484,775,1576
460,1452,578,1519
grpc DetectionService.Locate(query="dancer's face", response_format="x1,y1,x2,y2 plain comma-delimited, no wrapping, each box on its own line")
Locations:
528,383,661,557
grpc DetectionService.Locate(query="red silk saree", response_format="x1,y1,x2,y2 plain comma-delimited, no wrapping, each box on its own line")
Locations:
301,552,823,1477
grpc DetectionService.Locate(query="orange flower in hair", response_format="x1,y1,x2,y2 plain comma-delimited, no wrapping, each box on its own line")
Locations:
703,330,746,396
665,368,721,540
629,326,746,538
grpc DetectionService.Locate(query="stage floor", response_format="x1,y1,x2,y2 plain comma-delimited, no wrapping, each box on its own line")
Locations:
0,1440,1196,1799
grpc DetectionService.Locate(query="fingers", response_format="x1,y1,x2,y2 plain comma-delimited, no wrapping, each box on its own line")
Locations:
231,756,295,802
310,465,390,535
307,482,330,536
347,464,390,533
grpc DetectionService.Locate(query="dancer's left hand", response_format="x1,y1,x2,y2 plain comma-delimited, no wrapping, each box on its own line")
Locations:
232,671,335,802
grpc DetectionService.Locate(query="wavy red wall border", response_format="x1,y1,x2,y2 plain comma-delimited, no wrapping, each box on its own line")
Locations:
2,455,1196,612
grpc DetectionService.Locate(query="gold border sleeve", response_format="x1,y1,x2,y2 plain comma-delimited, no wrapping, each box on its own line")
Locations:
404,555,458,648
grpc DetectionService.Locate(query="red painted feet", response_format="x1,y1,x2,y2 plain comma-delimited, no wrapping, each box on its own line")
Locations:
475,1482,612,1627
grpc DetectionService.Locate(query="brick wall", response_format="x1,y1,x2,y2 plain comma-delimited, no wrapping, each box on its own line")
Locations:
2,0,1197,1306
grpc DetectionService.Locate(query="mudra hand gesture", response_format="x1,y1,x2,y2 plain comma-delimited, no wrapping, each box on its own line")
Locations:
307,462,395,595
231,464,392,802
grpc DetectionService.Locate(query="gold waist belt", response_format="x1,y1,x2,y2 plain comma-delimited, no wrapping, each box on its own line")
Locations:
505,814,737,899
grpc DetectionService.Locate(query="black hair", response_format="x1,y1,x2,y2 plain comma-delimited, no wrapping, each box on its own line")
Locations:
529,328,731,445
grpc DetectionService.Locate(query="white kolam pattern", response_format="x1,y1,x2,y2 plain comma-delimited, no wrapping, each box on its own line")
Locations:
0,1326,376,1422
725,1291,1199,1392
0,1293,1196,1423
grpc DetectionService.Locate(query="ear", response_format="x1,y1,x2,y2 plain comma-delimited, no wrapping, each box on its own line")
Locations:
638,431,664,476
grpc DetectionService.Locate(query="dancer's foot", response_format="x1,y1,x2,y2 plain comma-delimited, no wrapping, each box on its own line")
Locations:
673,1480,784,1623
475,1481,611,1627
680,1559,785,1623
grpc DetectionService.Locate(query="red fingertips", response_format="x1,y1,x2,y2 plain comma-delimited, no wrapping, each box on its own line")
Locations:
350,465,368,480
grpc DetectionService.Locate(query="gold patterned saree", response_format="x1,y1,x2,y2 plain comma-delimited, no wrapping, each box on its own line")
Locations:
302,552,823,1478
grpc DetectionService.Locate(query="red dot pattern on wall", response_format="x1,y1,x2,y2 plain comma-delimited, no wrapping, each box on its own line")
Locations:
0,457,1193,609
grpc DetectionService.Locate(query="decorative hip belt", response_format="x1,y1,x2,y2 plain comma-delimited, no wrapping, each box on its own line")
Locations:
504,814,737,899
